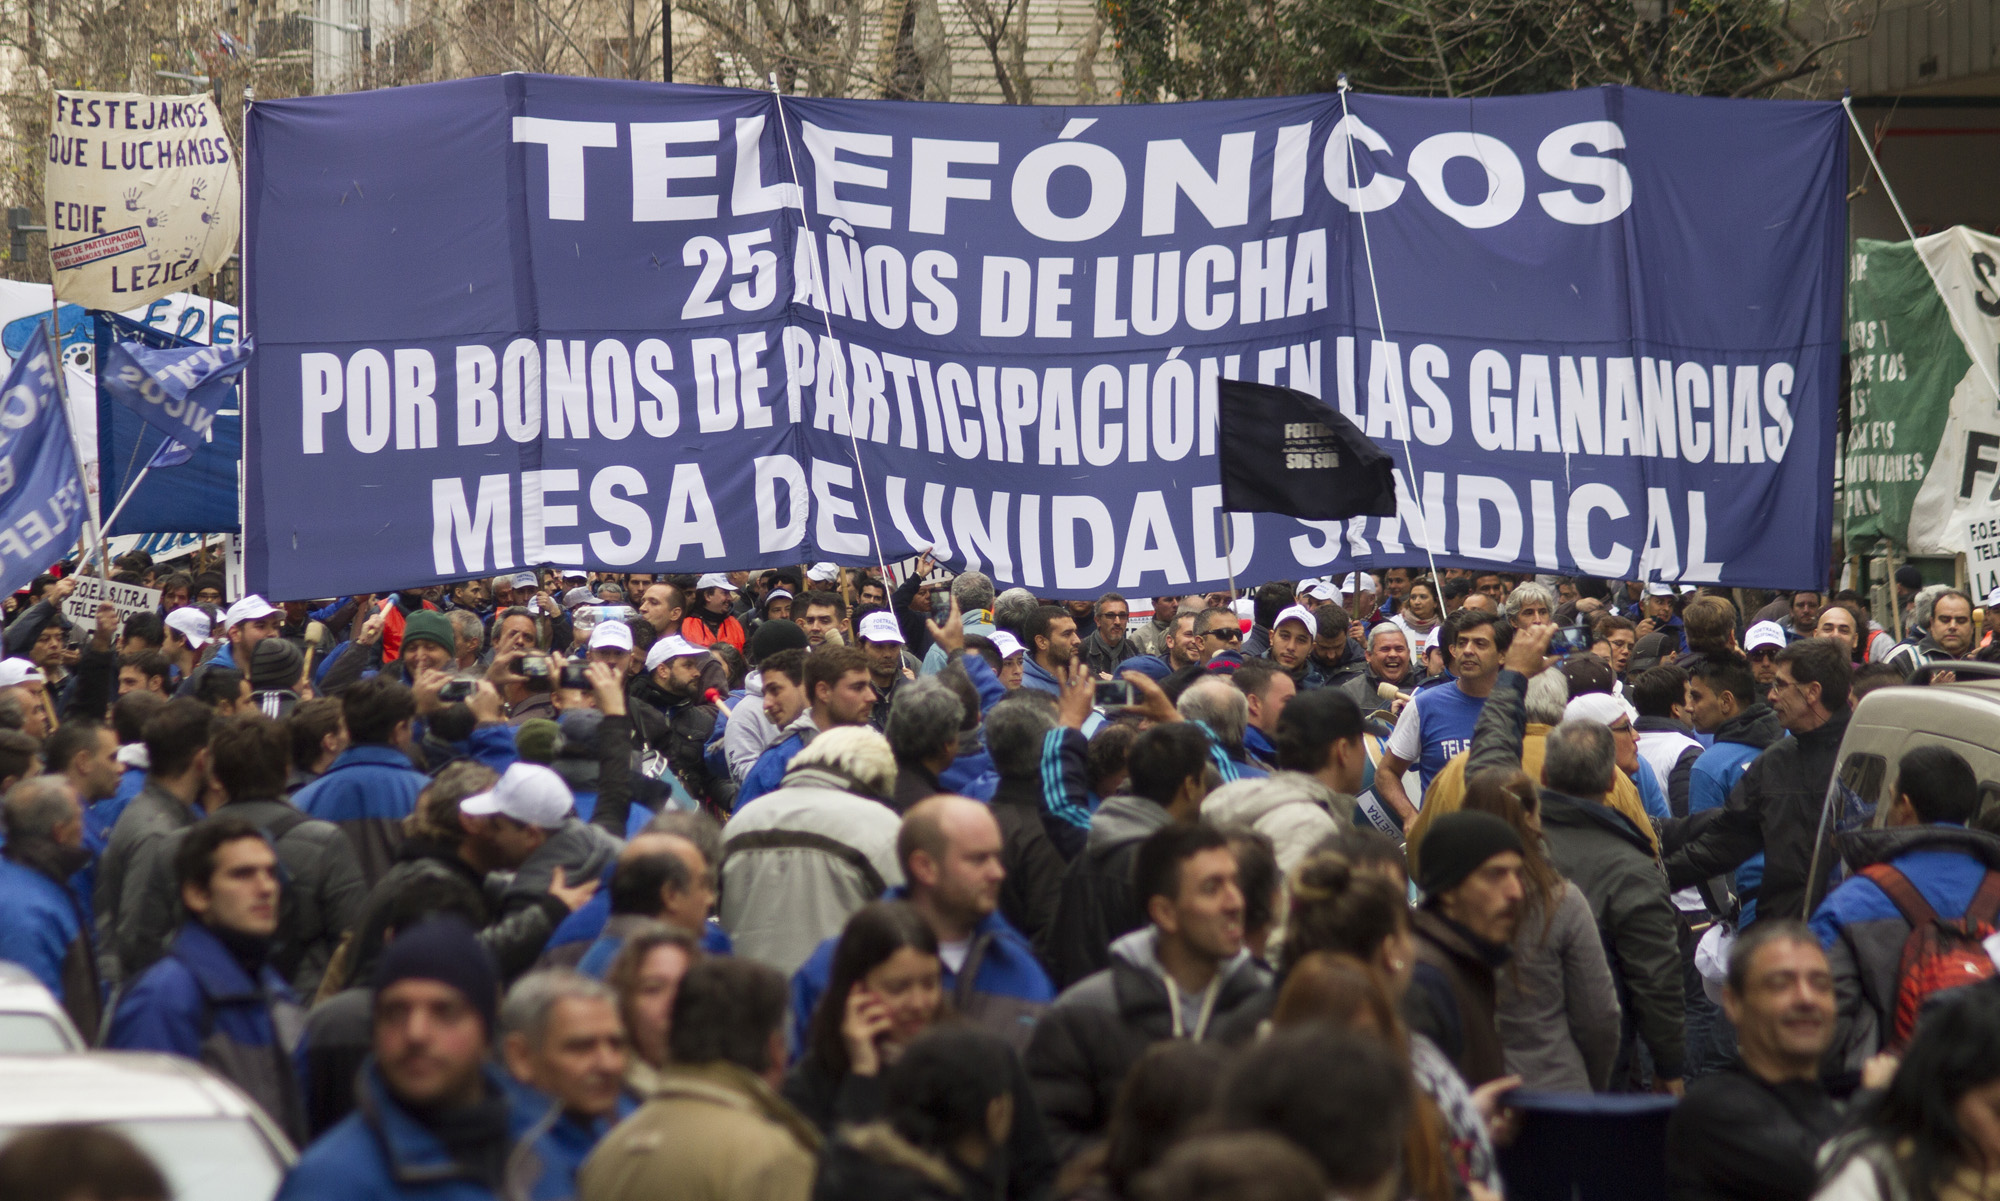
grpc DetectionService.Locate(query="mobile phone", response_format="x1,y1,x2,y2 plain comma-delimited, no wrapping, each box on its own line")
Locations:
1550,623,1593,656
1094,679,1136,708
559,661,590,689
439,678,474,702
518,654,551,687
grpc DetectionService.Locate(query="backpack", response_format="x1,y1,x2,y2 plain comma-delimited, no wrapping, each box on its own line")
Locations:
1859,863,2000,1049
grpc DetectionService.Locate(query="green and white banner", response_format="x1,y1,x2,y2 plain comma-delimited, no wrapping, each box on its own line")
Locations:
1846,227,2000,594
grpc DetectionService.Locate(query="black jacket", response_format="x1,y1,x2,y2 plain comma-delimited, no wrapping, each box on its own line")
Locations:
812,1125,990,1201
788,1051,1055,1201
1664,1066,1840,1201
987,776,1069,956
1044,796,1172,988
335,837,570,992
629,677,733,811
1666,708,1855,925
1026,932,1268,1163
1537,788,1686,1080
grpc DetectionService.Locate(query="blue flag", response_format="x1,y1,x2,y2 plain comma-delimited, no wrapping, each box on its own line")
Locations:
98,340,251,452
146,437,194,469
0,327,88,590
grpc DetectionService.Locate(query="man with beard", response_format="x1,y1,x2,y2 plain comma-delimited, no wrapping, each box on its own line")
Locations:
679,573,746,653
1021,605,1082,697
629,635,733,811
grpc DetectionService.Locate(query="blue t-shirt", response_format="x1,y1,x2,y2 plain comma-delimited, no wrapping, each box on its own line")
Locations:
1387,681,1487,798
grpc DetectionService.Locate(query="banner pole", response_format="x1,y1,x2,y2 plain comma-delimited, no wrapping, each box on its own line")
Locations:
1338,78,1441,588
770,75,893,588
40,303,105,578
1842,95,2000,406
97,463,155,538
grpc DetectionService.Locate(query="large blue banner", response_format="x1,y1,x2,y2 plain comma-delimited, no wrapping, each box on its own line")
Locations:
243,76,1844,599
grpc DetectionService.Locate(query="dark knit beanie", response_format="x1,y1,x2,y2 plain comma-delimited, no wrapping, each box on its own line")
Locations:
372,915,500,1033
748,618,809,665
1895,565,1923,591
249,637,304,692
514,718,564,764
1416,811,1525,898
400,609,457,657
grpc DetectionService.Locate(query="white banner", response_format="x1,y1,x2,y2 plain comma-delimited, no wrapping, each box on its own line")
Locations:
46,91,240,309
59,574,160,632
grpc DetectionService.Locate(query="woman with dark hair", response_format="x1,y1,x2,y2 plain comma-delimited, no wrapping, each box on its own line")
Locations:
786,901,946,1131
1055,1042,1234,1201
791,902,1057,1200
814,1027,1020,1201
1815,986,2000,1201
1461,767,1620,1092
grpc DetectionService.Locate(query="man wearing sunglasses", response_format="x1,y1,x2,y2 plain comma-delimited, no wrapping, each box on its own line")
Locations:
1197,607,1243,660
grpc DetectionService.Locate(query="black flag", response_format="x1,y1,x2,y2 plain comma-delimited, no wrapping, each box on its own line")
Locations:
1216,378,1398,520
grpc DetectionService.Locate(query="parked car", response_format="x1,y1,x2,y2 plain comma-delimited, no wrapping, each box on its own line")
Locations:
0,963,84,1053
0,1052,294,1201
1806,664,2000,914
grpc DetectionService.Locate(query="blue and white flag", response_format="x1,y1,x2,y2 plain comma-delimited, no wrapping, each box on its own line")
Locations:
0,326,89,591
98,340,251,452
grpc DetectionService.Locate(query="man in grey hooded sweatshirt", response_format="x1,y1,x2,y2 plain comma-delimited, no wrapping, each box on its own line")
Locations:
1026,821,1270,1162
1045,722,1215,987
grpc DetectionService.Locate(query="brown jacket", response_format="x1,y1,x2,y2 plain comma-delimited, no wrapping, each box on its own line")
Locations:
1404,906,1509,1086
579,1060,820,1201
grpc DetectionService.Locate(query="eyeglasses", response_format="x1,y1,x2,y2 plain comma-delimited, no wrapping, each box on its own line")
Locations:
1205,627,1242,642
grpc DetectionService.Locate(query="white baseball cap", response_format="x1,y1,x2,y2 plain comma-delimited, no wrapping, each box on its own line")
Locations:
1985,587,2000,610
509,572,537,590
807,562,840,583
1340,572,1378,593
1564,692,1632,729
165,607,211,649
645,634,708,672
223,595,279,629
1273,605,1318,639
766,588,794,604
460,762,572,829
562,587,595,609
562,569,589,581
1743,621,1787,653
0,659,44,688
1300,580,1339,603
694,572,733,592
989,631,1026,660
588,621,633,653
857,611,905,645
1645,582,1676,597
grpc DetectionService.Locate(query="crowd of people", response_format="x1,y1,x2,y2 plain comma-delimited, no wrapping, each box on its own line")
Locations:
6,551,2000,1201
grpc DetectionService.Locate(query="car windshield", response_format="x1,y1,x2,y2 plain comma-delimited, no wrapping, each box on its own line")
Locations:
0,1013,77,1054
0,1117,285,1201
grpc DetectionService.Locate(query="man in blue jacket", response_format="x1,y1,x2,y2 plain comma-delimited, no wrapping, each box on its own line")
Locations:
279,916,572,1200
499,970,636,1194
295,675,428,887
1686,656,1784,924
0,776,99,1040
107,815,307,1144
790,795,1053,1054
1813,745,2000,1070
